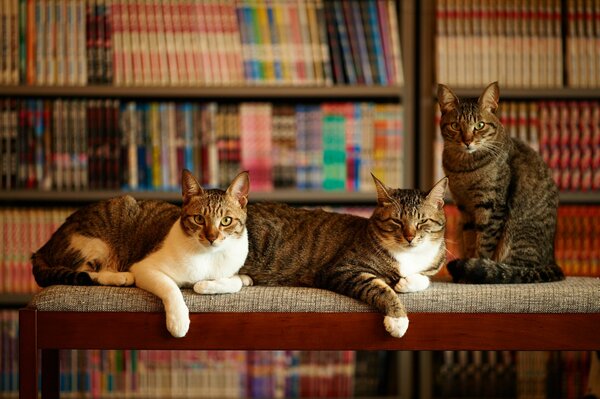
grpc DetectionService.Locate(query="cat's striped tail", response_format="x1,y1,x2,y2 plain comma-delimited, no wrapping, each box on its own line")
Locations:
31,252,94,287
447,258,565,284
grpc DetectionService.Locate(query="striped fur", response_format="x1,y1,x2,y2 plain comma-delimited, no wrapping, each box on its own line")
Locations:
32,170,251,337
438,82,564,284
241,176,448,338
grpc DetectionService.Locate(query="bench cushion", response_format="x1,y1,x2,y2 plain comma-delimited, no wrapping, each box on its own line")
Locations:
28,277,600,314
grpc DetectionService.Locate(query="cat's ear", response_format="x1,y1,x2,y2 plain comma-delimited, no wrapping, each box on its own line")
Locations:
181,169,203,202
371,173,394,206
226,171,250,208
478,81,500,113
426,177,448,210
437,83,459,114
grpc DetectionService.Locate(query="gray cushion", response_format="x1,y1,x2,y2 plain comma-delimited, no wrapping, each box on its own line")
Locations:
28,277,600,314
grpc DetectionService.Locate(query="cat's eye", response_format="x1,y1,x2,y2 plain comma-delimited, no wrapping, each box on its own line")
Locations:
450,122,460,130
193,215,205,225
475,121,485,130
221,216,233,226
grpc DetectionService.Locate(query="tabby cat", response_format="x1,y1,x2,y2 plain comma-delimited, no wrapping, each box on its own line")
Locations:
437,81,564,283
32,170,252,338
241,175,448,338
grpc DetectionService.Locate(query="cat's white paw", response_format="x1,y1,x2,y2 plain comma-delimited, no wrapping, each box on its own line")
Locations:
384,316,409,338
166,306,190,338
394,274,430,293
94,271,135,286
194,277,244,294
240,274,253,287
193,280,218,294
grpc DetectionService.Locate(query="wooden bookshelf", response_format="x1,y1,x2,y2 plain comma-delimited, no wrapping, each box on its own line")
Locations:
0,189,380,205
0,85,405,100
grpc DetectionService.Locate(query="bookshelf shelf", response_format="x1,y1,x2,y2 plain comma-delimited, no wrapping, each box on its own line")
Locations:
442,88,600,100
0,189,379,205
0,85,404,100
0,294,34,307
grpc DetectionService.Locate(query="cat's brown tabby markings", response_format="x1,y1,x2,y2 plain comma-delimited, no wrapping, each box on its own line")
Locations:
241,175,448,338
438,82,564,284
32,170,252,337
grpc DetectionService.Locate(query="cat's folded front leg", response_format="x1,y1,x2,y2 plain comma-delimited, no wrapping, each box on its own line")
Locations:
193,274,252,295
131,267,190,338
394,274,430,293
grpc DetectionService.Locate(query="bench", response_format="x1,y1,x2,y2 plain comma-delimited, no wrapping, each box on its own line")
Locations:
19,276,600,398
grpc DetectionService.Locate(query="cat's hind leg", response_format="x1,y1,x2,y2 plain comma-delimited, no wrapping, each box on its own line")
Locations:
193,274,253,295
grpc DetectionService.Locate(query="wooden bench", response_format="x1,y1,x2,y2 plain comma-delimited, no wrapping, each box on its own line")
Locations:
19,277,600,398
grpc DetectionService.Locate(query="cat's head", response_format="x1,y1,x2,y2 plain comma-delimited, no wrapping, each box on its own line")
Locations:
179,170,249,248
370,175,448,251
437,82,505,157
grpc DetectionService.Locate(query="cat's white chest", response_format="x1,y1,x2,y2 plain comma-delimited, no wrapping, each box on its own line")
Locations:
392,239,441,277
131,220,249,286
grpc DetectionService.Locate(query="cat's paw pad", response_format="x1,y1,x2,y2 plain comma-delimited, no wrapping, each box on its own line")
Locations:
166,308,190,338
384,316,409,338
239,274,253,287
394,274,430,293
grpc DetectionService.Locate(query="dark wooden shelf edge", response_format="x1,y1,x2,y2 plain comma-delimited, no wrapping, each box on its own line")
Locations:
443,192,600,205
434,87,600,100
3,191,600,204
0,293,34,307
0,85,404,99
0,189,379,205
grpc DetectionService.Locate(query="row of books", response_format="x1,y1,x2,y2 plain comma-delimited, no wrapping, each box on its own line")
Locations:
0,311,387,398
443,205,600,278
435,0,600,88
0,0,404,87
433,351,592,399
433,100,600,192
0,98,404,193
566,0,600,88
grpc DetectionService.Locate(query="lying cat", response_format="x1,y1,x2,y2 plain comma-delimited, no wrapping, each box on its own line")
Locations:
32,170,252,337
241,175,448,338
438,82,564,283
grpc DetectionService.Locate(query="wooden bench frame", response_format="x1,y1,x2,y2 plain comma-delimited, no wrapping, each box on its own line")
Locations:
19,309,600,398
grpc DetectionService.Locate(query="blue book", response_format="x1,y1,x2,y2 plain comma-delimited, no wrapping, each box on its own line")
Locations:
365,0,388,85
332,0,357,84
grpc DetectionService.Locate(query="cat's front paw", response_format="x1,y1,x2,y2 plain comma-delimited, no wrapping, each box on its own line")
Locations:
384,316,409,338
239,274,253,287
166,306,190,338
394,274,430,293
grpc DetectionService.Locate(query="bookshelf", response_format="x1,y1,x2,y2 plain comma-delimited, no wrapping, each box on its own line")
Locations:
1,0,598,397
416,1,600,398
0,0,416,397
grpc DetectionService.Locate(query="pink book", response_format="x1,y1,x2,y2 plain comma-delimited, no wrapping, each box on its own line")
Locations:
128,0,142,85
288,2,306,83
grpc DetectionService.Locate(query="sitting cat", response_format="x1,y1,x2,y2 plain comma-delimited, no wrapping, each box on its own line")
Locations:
437,81,564,283
32,170,252,337
240,175,448,338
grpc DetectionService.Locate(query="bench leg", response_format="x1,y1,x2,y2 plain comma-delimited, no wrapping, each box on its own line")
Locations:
19,309,38,399
41,349,60,397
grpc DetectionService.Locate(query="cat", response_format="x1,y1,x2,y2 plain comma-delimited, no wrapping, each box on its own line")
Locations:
31,170,253,338
240,175,448,338
437,81,564,284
